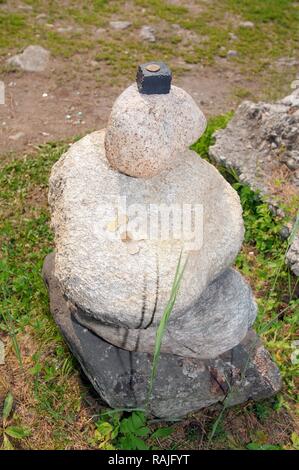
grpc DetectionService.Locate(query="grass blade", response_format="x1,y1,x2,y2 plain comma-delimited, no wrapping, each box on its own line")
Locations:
147,251,188,406
3,392,13,423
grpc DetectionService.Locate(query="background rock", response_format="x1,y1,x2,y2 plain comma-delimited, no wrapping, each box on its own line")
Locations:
210,87,299,276
109,20,131,30
139,26,156,42
239,21,255,28
7,45,50,72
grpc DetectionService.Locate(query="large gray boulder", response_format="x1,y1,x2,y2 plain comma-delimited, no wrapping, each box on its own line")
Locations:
42,253,281,419
74,266,256,359
48,129,245,352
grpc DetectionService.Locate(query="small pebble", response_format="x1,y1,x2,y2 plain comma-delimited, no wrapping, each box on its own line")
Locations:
286,158,298,170
280,226,290,241
94,27,105,36
239,21,255,28
139,25,156,42
57,26,74,34
229,32,238,40
9,131,25,141
18,4,33,11
109,20,131,30
36,13,47,21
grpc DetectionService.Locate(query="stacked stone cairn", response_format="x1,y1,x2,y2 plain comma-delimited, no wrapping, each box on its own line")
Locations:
43,63,281,418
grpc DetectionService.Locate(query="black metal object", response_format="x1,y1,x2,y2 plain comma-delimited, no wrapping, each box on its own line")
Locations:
136,62,172,94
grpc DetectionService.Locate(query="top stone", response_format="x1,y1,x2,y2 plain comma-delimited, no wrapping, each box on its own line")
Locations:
136,62,172,94
105,63,206,178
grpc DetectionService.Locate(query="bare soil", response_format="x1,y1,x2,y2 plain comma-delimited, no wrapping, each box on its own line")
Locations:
0,55,258,155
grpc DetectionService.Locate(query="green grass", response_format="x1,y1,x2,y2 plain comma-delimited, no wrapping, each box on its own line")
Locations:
0,143,87,449
147,251,187,405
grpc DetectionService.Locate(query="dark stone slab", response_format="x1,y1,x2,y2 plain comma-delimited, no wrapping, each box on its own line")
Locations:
136,62,172,94
42,253,282,419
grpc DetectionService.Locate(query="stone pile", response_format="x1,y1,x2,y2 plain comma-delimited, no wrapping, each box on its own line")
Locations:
43,62,281,418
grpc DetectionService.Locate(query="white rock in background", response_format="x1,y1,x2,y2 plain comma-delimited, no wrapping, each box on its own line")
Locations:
209,87,299,276
7,45,50,72
110,20,131,30
105,84,206,177
94,27,106,38
227,50,238,57
239,21,255,28
9,132,25,141
56,26,74,34
229,32,238,40
139,25,156,42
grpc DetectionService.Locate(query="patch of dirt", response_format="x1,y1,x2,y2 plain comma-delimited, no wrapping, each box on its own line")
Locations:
224,405,296,447
0,56,119,155
0,54,257,156
177,61,256,115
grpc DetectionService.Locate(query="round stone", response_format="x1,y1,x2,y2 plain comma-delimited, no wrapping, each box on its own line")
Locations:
145,63,160,72
105,84,207,178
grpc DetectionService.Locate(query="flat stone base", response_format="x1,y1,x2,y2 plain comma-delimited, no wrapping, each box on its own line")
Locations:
42,253,282,419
